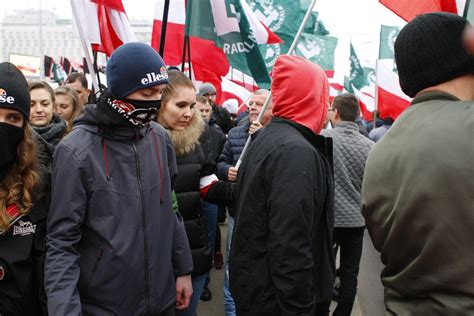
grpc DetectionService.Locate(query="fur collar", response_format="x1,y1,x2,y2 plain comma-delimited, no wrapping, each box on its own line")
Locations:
164,108,205,156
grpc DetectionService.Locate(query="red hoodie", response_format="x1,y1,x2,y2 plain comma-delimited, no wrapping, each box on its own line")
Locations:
271,55,329,134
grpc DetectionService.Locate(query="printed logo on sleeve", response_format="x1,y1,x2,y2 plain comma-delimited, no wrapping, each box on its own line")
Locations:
0,266,4,280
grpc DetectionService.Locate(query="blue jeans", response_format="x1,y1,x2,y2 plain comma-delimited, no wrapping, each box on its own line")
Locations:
201,201,218,287
224,216,236,316
176,273,207,316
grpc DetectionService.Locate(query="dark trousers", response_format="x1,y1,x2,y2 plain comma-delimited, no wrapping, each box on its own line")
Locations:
333,226,365,316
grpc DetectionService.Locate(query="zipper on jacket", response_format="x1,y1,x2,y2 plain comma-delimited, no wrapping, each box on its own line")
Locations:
133,140,151,315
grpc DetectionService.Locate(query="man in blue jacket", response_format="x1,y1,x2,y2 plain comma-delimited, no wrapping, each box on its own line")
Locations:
45,43,193,316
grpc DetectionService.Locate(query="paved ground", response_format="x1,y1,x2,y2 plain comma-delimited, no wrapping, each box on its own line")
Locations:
197,223,383,316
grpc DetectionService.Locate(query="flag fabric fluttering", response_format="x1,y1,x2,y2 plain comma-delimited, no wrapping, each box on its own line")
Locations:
72,0,137,56
379,25,400,59
376,59,411,119
379,0,465,22
220,76,253,110
248,0,338,78
344,43,376,120
151,0,280,98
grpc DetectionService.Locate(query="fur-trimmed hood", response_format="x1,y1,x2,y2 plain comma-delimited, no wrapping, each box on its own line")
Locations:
163,108,205,156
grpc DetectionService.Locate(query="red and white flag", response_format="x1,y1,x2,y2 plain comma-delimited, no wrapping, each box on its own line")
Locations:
219,77,253,112
72,0,137,56
376,60,411,119
380,0,466,21
151,0,280,101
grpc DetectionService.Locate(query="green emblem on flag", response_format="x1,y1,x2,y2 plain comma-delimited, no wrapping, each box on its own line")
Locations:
379,25,400,59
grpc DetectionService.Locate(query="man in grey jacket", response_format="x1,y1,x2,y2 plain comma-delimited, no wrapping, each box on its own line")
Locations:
45,43,193,315
321,93,374,316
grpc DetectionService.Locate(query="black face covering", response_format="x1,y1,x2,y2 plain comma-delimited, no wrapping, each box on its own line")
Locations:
109,96,161,127
0,122,23,166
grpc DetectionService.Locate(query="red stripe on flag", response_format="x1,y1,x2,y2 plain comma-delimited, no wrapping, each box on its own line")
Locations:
379,0,457,22
94,5,123,56
377,86,411,119
325,70,335,78
91,0,126,13
259,21,282,44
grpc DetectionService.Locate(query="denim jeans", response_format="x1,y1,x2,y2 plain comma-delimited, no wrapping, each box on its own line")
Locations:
333,226,365,316
201,201,218,287
176,273,207,316
224,216,236,316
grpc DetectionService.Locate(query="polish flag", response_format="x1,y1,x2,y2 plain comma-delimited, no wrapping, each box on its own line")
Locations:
219,77,253,112
151,0,280,101
380,0,466,21
72,0,137,56
151,0,230,84
376,60,411,119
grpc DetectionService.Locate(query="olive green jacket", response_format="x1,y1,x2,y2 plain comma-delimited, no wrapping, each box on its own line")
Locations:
362,91,474,315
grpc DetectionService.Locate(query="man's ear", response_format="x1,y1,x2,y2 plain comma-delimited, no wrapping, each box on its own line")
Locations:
86,89,91,97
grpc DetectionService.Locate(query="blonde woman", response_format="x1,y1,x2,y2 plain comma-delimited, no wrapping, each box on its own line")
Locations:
157,71,233,316
54,85,80,133
0,63,49,315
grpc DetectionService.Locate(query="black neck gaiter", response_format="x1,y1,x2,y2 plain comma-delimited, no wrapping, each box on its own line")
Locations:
96,90,161,128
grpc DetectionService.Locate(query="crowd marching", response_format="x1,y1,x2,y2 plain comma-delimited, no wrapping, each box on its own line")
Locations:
0,12,473,316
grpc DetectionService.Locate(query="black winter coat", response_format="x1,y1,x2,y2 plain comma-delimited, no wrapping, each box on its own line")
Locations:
0,178,50,316
230,118,335,316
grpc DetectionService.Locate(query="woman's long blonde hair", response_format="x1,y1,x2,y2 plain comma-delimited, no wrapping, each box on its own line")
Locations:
0,124,40,231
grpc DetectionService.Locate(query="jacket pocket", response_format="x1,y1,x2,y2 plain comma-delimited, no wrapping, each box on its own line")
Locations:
80,247,103,292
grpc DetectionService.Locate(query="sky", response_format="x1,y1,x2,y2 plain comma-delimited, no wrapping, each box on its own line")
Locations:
1,0,406,80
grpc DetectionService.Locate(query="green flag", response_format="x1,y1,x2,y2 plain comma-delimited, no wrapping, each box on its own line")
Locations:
186,0,271,86
344,43,365,91
295,34,338,74
379,25,400,59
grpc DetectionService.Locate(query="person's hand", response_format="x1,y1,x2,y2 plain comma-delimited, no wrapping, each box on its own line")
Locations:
175,274,192,310
228,166,238,182
249,120,263,135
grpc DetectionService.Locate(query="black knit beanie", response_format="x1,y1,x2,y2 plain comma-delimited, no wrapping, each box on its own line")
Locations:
0,62,31,120
395,12,474,98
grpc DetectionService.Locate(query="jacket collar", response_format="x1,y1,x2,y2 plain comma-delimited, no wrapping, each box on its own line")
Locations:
74,104,150,141
411,91,460,105
334,121,359,132
272,117,333,168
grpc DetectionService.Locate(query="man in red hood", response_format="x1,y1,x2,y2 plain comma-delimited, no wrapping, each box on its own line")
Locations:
229,55,335,316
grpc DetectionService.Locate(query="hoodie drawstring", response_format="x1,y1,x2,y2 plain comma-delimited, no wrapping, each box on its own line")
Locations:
151,131,164,203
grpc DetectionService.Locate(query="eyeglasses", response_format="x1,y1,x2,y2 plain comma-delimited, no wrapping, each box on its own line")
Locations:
203,92,216,97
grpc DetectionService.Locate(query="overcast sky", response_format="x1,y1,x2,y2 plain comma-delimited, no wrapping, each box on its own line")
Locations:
2,0,406,78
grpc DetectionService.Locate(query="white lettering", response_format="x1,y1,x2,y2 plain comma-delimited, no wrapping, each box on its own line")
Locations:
0,95,15,104
223,43,231,54
141,72,169,86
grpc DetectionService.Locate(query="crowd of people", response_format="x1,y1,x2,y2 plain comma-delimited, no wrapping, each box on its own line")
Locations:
0,12,473,316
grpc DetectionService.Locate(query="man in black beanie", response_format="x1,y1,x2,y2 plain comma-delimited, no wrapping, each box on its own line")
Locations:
362,12,474,314
45,43,193,315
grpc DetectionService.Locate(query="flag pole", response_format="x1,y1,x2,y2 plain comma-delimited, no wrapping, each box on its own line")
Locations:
236,0,318,169
159,0,171,57
374,59,380,130
70,0,100,93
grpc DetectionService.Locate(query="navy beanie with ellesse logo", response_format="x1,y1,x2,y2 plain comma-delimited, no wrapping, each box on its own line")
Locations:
0,62,31,120
106,42,169,98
